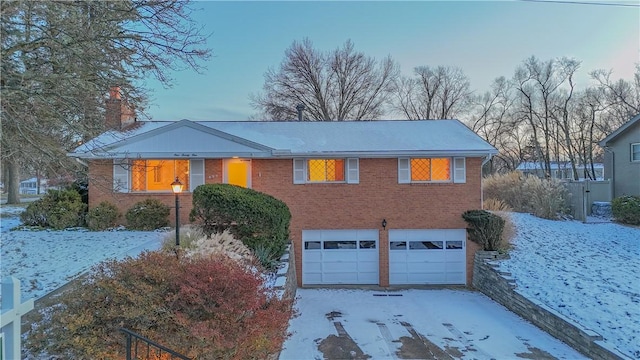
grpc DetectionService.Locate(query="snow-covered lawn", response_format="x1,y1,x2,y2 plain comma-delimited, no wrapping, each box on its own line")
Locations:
0,206,164,302
498,212,640,359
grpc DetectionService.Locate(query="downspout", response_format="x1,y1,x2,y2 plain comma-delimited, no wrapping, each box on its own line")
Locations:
481,153,493,209
75,157,89,167
603,146,614,199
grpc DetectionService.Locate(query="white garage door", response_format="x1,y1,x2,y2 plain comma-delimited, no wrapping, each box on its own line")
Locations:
389,229,466,285
302,229,379,285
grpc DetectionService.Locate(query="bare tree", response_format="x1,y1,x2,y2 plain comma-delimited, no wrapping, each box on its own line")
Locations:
393,65,471,120
466,76,516,173
590,65,640,133
0,0,211,203
251,38,399,121
511,56,580,178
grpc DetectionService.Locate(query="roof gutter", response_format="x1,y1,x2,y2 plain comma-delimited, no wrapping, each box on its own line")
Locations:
482,152,493,166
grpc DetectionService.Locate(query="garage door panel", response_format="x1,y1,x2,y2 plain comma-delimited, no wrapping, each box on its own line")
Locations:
323,261,359,273
302,229,379,285
389,229,466,285
323,251,358,261
407,262,444,273
445,229,467,240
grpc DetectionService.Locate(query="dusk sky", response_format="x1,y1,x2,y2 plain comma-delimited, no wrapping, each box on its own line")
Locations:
143,0,639,121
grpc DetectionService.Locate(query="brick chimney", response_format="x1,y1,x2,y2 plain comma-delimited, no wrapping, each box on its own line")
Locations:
105,86,136,130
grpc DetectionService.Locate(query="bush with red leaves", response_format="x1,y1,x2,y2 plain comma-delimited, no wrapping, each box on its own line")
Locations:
26,251,292,360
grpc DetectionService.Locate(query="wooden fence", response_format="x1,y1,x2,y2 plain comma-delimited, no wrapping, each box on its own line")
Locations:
1,277,34,360
564,180,613,222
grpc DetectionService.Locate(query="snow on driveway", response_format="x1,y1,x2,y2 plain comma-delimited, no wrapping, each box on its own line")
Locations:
280,288,585,360
498,212,640,359
0,206,164,302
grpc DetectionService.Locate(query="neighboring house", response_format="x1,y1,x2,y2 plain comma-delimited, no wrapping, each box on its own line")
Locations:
19,177,50,195
598,114,640,197
516,161,604,181
68,92,497,288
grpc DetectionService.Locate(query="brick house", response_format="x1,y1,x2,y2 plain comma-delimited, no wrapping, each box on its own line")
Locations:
69,94,497,287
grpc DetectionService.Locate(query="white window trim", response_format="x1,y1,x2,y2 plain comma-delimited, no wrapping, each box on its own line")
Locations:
632,143,640,162
453,157,466,183
293,158,358,184
190,159,205,191
399,157,463,184
113,159,129,193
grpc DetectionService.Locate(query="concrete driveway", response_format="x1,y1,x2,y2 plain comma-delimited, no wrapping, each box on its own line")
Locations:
279,288,586,360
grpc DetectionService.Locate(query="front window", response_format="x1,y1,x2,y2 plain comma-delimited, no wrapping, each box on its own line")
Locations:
632,143,640,162
410,158,451,182
307,159,345,182
131,159,190,192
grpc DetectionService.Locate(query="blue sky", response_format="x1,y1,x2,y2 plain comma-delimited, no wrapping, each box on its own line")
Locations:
143,1,639,121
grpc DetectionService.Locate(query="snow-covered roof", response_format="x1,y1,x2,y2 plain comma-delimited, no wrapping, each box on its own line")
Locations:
69,119,497,159
516,161,603,171
598,113,640,147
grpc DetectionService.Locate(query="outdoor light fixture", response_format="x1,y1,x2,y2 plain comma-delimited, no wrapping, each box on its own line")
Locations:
171,177,183,246
382,219,387,230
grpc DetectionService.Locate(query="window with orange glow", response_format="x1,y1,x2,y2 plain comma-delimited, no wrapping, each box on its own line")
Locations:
131,159,190,192
307,159,345,182
411,158,451,182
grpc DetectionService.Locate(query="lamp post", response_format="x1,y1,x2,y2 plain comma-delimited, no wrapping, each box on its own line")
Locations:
171,177,183,246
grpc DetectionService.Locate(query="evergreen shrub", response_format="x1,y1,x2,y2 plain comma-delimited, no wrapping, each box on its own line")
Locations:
86,201,121,230
612,195,640,225
20,189,86,229
125,198,169,230
462,209,505,251
189,184,291,265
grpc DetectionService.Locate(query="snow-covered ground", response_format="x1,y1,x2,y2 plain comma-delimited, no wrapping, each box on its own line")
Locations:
0,205,164,302
498,212,640,359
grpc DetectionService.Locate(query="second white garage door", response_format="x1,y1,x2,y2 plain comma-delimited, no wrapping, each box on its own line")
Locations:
302,229,379,285
389,229,466,285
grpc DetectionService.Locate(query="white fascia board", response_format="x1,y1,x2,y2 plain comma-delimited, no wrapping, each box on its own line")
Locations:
70,151,273,159
279,150,498,158
70,149,498,159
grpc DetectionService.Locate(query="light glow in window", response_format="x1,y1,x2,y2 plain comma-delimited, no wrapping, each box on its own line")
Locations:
308,159,345,182
131,159,190,192
410,158,451,181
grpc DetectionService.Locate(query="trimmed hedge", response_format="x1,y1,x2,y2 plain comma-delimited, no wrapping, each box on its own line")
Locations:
612,195,640,225
125,198,170,230
189,184,291,263
20,189,86,229
462,209,505,251
87,201,121,230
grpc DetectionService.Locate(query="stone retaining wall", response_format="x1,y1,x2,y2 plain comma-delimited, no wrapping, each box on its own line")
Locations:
473,251,629,360
273,243,297,300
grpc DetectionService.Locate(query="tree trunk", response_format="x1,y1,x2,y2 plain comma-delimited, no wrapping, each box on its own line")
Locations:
6,158,20,204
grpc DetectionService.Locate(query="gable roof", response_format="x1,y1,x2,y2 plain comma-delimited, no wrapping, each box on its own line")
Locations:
598,113,640,147
70,119,498,159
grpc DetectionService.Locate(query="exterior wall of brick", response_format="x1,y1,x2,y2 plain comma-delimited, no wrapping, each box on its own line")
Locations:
253,157,483,287
88,157,483,286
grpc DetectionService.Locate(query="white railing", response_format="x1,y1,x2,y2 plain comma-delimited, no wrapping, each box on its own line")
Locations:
1,276,34,360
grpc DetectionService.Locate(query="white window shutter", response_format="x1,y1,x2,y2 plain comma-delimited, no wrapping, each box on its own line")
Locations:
398,158,410,184
113,159,129,192
454,157,466,183
346,158,359,184
190,159,205,191
293,159,306,184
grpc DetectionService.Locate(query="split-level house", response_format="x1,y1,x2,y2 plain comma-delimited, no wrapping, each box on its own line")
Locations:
69,92,497,287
